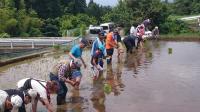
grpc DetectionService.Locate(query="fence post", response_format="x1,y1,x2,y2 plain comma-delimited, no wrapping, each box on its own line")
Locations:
10,40,13,49
73,39,75,46
32,41,34,49
53,39,55,46
67,30,69,37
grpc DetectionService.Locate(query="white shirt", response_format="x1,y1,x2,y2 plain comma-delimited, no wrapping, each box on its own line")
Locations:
130,26,137,36
17,78,47,99
0,90,8,112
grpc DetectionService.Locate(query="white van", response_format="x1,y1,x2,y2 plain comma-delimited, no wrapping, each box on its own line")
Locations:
100,22,115,34
85,25,103,46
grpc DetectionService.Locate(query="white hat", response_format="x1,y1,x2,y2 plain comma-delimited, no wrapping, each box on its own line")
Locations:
74,59,82,68
0,90,8,106
71,59,82,68
11,95,23,108
28,89,38,99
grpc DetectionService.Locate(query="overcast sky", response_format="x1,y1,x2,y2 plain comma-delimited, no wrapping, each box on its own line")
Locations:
86,0,118,6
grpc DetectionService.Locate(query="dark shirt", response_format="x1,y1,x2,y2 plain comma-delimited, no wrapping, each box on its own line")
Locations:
142,19,150,27
116,34,122,42
91,51,104,65
123,35,135,46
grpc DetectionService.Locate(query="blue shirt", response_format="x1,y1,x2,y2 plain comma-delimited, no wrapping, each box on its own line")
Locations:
91,38,106,56
70,45,82,58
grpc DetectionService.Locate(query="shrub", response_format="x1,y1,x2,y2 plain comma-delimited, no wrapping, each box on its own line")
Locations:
160,19,191,34
0,33,10,38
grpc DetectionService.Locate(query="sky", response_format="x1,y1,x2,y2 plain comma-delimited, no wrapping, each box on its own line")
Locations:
86,0,118,6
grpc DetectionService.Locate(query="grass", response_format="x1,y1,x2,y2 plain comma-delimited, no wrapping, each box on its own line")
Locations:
160,33,200,41
169,14,200,20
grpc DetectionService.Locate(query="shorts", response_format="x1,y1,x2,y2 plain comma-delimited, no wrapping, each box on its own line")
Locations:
72,71,82,79
106,48,114,56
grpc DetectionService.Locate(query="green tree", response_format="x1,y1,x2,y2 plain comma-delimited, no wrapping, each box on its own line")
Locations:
24,0,62,19
42,18,60,37
64,0,87,14
87,0,111,24
59,14,97,36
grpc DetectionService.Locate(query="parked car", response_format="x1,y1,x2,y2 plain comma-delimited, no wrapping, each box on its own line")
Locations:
85,25,103,46
100,22,115,34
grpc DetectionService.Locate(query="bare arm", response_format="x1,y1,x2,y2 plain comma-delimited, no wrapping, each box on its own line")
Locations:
32,98,38,112
80,57,86,68
69,52,76,60
92,58,98,69
64,78,76,86
42,98,54,112
108,40,118,48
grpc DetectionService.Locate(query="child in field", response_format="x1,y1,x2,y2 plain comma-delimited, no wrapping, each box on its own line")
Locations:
91,47,104,80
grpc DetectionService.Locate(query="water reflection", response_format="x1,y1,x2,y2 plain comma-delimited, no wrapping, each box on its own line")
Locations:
105,64,124,96
124,47,153,78
90,73,105,112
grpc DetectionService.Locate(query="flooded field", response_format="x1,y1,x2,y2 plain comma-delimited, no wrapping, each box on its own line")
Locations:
0,41,200,112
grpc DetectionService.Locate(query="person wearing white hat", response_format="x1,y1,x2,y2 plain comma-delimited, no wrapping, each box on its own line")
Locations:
0,90,23,112
152,26,159,38
49,59,82,105
4,89,38,112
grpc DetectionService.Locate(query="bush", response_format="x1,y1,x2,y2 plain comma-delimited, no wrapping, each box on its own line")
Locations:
79,24,87,36
0,33,10,38
73,28,81,37
160,19,191,34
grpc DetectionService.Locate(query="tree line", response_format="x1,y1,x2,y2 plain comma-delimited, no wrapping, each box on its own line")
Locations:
0,0,199,38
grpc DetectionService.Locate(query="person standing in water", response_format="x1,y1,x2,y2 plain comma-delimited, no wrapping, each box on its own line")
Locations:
69,38,88,69
105,30,118,64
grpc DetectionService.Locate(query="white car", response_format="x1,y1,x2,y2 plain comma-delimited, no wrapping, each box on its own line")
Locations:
100,22,115,34
85,25,103,46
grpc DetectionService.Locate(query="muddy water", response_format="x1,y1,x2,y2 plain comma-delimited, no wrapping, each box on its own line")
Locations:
0,41,200,112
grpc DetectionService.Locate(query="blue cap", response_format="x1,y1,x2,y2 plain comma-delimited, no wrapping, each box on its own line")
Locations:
99,31,106,37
